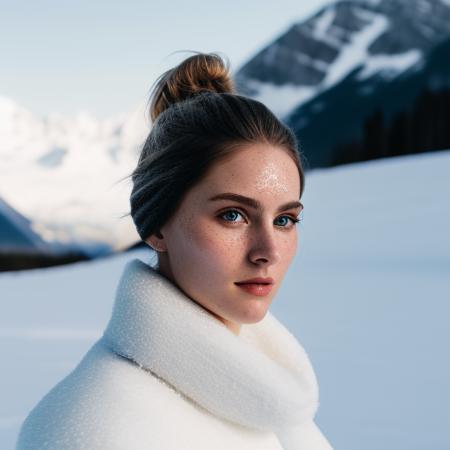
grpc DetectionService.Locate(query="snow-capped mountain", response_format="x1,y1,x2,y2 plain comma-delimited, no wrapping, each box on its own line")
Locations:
287,33,450,167
0,96,149,256
235,0,450,167
236,0,450,117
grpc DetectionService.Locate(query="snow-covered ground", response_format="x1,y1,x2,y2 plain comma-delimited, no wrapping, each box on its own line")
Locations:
1,149,449,450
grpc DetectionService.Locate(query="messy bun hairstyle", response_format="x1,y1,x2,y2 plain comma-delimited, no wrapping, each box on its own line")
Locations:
128,51,306,243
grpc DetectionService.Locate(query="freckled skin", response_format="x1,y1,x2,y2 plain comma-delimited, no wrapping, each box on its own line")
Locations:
145,143,302,336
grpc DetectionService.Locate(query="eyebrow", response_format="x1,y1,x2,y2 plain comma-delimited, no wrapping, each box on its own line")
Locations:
208,193,303,213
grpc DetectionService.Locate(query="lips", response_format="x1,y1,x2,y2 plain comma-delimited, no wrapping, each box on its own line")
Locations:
235,277,274,285
234,278,274,297
235,282,273,296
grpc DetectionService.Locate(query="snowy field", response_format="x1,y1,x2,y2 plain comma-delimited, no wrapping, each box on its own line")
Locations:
1,150,449,450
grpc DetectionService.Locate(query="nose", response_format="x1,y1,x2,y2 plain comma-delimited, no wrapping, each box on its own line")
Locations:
247,222,281,266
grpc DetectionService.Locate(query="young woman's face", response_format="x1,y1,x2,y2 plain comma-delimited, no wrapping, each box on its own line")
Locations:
146,142,302,335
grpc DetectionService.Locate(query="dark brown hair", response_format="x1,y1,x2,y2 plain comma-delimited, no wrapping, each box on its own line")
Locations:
126,51,306,242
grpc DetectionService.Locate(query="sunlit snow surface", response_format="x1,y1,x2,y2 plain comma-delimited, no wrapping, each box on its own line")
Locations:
1,150,449,450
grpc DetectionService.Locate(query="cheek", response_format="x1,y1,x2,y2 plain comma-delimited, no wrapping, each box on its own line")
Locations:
174,215,245,270
195,226,247,268
280,230,298,263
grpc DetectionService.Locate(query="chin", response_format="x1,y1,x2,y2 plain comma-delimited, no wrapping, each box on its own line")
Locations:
237,305,269,324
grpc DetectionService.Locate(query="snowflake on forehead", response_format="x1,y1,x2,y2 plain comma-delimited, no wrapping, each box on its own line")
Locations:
255,162,288,193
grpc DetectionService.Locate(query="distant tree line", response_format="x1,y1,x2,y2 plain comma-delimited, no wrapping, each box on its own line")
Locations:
332,87,450,165
0,251,89,272
0,241,150,272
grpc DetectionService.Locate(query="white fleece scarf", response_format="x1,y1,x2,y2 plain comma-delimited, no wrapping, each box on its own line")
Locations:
102,258,320,434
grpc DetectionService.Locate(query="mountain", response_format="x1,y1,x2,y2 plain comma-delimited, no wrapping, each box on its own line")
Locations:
0,197,50,252
288,34,450,167
0,197,93,271
0,96,146,258
235,0,450,168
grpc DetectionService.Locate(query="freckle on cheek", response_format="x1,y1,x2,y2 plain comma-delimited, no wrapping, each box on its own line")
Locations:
230,234,246,247
174,215,200,259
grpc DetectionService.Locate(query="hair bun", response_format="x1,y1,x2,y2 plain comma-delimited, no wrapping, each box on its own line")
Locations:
149,52,235,122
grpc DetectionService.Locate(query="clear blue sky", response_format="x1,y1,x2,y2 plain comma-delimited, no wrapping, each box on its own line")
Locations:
1,0,330,118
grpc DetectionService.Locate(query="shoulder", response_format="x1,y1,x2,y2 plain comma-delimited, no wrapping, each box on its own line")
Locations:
16,339,180,450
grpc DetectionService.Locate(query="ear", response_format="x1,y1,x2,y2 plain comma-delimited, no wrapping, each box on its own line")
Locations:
145,230,167,252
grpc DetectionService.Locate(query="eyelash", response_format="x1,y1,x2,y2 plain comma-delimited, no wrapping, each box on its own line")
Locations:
218,208,302,229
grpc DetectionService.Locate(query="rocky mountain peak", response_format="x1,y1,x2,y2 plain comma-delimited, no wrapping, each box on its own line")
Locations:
235,0,450,118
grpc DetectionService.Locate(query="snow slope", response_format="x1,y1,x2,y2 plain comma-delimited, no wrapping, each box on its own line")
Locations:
1,150,449,450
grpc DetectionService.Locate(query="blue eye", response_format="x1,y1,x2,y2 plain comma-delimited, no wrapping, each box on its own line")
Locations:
221,209,244,222
219,209,301,228
275,215,300,227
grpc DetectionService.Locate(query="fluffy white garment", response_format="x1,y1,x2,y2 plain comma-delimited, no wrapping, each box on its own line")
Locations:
16,258,333,450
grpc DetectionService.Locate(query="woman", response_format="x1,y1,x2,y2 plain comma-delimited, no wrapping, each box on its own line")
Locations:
16,52,333,450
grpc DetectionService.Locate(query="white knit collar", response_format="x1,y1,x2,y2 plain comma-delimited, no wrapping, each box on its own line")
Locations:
102,258,319,432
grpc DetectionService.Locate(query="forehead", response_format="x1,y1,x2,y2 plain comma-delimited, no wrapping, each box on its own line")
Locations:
199,143,300,197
